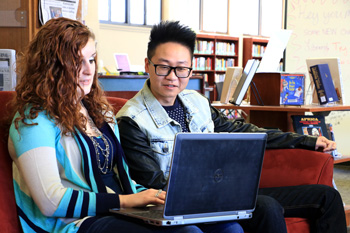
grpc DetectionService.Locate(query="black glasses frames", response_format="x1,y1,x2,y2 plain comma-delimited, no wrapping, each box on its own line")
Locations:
148,59,192,78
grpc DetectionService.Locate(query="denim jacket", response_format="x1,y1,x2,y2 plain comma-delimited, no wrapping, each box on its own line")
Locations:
117,79,317,189
117,80,214,179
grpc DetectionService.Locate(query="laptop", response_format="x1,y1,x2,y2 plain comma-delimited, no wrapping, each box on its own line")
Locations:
110,132,267,226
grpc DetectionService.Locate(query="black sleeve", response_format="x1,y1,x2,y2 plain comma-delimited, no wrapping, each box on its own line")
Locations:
117,116,168,190
210,102,317,150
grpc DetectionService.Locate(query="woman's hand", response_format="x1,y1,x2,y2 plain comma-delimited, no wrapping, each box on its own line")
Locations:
119,189,166,208
315,136,337,152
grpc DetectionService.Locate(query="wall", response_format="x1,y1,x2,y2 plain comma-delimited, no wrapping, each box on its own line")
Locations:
83,0,150,73
285,0,350,155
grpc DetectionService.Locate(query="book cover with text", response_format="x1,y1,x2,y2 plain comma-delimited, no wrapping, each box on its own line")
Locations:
291,115,329,139
310,63,339,105
280,73,305,105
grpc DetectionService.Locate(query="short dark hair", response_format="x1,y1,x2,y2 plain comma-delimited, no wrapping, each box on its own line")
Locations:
147,21,196,59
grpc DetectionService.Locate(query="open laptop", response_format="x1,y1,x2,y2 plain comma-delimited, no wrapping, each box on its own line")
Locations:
110,132,267,226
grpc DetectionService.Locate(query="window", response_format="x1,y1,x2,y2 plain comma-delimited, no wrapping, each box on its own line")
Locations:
98,0,283,36
166,0,201,32
260,0,283,36
229,0,283,36
99,0,162,26
202,0,228,33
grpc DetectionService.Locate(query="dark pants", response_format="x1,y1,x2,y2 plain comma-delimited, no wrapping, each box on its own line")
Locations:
240,184,347,233
85,215,243,233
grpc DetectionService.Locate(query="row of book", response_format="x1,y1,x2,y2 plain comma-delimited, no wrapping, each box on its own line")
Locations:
252,44,266,57
192,57,235,71
215,42,235,56
194,40,214,54
215,58,235,71
194,40,236,55
192,57,212,71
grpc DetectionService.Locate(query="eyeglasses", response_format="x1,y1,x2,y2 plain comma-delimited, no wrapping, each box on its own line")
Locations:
148,59,192,78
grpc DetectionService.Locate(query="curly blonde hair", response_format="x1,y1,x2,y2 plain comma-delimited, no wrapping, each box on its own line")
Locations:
14,17,113,135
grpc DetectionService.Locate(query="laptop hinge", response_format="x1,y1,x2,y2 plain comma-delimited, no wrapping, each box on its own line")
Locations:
238,211,247,215
173,216,184,220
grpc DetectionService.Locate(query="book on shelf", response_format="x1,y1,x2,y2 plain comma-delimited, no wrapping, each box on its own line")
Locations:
292,115,340,158
215,58,235,71
291,115,328,138
0,49,16,91
194,40,214,54
220,67,243,104
193,57,212,71
280,73,305,105
306,57,345,105
252,44,266,57
216,42,235,55
229,59,260,106
309,63,339,105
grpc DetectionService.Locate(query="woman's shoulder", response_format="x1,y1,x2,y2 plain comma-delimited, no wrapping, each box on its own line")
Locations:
10,110,58,136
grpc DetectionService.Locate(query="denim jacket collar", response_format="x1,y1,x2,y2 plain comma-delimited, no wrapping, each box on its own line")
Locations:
140,79,199,128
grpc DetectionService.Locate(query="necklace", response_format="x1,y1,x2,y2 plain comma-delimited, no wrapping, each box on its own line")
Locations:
82,103,113,174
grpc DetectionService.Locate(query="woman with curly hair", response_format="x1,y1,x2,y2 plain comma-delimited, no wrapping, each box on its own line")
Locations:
8,17,243,233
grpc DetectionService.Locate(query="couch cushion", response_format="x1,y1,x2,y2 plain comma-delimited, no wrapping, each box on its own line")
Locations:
285,217,311,232
260,149,333,188
0,91,22,232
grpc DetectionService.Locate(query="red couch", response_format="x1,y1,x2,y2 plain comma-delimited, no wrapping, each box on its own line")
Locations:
0,91,334,233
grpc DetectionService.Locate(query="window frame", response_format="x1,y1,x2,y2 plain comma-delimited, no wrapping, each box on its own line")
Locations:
200,0,229,34
99,0,162,27
199,0,283,37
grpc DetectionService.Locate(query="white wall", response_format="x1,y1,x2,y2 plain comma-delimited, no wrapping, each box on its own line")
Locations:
285,0,350,155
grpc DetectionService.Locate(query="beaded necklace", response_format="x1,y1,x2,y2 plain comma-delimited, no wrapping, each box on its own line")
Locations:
82,104,113,174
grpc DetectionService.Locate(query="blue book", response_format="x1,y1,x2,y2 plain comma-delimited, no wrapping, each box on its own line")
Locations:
291,115,328,139
310,63,339,105
280,73,305,105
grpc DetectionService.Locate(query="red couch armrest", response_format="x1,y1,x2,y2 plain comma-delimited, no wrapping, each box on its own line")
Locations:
259,149,334,188
106,96,128,113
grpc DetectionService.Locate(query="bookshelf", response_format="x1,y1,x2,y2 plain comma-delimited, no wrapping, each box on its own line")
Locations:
242,37,269,68
193,34,239,101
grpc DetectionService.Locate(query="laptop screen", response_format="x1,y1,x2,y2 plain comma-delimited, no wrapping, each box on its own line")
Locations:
164,133,267,217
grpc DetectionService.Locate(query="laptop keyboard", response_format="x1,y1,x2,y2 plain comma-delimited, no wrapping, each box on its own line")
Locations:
133,209,163,219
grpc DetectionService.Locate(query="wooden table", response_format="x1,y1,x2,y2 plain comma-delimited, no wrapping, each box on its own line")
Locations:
334,155,350,164
212,102,350,132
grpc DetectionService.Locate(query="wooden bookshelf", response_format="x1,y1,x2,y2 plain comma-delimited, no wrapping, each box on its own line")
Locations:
243,37,268,67
193,34,239,101
211,102,350,133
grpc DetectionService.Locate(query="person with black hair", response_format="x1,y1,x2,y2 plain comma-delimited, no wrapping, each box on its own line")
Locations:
117,21,347,233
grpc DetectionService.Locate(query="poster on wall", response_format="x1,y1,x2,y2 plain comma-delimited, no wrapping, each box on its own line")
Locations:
39,0,79,25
